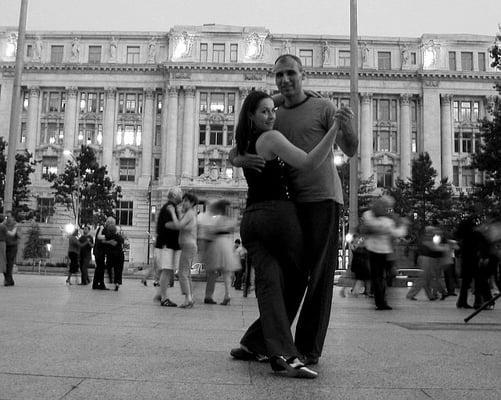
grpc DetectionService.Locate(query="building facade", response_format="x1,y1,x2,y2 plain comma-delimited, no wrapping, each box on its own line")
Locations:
0,24,499,265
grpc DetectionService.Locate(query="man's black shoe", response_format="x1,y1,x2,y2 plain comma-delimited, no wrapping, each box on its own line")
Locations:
376,304,393,310
301,355,319,366
456,303,472,309
230,347,268,362
204,298,217,304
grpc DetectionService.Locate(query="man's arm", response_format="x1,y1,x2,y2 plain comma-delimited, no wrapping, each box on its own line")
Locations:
336,115,358,157
228,147,265,172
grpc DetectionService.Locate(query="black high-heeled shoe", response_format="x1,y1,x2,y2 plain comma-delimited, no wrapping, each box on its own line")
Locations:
220,298,231,306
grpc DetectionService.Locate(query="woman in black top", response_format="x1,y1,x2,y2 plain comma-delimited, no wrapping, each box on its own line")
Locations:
230,91,344,379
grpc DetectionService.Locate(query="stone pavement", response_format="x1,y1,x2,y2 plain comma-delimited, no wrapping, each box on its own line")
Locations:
0,274,500,400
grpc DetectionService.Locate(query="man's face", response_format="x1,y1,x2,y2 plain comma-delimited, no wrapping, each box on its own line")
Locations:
274,57,303,99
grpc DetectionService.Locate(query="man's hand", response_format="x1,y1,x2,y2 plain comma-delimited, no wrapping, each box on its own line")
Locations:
335,105,358,157
233,153,266,172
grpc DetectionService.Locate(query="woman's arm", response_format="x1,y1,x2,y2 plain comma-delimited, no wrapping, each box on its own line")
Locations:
256,112,343,170
166,206,192,231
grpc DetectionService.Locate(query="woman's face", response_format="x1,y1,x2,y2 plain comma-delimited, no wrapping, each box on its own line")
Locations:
249,98,276,132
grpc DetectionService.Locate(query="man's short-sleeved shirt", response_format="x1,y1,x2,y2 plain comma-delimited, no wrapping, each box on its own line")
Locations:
274,96,343,204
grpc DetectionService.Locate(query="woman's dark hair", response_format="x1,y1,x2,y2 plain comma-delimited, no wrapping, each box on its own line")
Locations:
235,90,272,155
182,192,198,206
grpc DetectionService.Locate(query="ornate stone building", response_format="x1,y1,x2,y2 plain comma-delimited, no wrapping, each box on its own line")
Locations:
0,24,499,265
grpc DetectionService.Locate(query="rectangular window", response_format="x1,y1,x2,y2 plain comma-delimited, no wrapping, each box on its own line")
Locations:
20,122,27,143
41,156,58,179
299,49,313,67
210,93,225,112
153,158,160,181
78,123,103,145
454,132,460,153
198,158,205,176
212,43,225,63
126,46,140,64
116,200,134,226
376,164,393,188
227,93,235,114
473,101,480,121
410,52,416,64
22,91,29,111
156,93,163,114
199,124,206,145
36,197,55,223
200,92,208,112
460,101,471,121
452,166,459,186
230,44,238,62
461,52,473,71
209,125,223,145
449,52,457,71
50,45,64,63
154,125,161,146
339,50,350,67
453,101,459,121
116,124,142,146
462,132,473,153
411,100,417,122
26,44,33,58
379,99,390,120
40,122,64,145
88,45,102,63
461,167,474,186
478,53,486,71
200,43,208,62
227,125,234,146
377,51,391,70
119,158,136,182
411,131,417,153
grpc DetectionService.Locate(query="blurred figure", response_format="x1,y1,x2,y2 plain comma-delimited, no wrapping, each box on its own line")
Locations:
204,199,240,305
197,201,217,304
167,192,198,309
92,220,109,290
232,239,247,291
66,228,81,285
3,213,19,287
78,225,94,285
154,187,183,307
455,217,478,309
441,238,459,297
407,227,447,301
103,217,124,292
342,234,370,297
362,195,408,310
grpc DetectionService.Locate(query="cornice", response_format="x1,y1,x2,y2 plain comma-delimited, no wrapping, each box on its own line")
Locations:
0,62,161,74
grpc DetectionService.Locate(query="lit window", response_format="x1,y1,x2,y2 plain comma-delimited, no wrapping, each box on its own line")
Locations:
41,157,58,179
200,92,208,112
210,93,225,112
116,124,142,146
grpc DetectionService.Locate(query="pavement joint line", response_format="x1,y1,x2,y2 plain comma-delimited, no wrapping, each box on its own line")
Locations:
420,388,433,398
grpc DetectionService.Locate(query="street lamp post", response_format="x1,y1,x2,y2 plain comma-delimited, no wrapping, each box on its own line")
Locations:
147,177,152,265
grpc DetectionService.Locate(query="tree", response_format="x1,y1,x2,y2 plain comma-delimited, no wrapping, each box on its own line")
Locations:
469,29,501,220
46,145,121,226
0,137,37,220
388,152,460,243
22,222,46,261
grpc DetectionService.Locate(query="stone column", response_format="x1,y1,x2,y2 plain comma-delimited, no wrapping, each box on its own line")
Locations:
399,93,412,181
181,86,196,179
25,86,40,156
63,87,78,151
103,88,116,172
139,88,155,185
162,86,179,186
159,85,169,182
440,94,453,181
422,80,442,181
360,93,373,180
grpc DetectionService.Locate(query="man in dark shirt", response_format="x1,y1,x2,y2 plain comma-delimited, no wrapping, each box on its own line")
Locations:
78,225,94,285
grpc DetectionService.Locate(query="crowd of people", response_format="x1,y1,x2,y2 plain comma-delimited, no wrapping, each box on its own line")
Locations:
2,53,500,382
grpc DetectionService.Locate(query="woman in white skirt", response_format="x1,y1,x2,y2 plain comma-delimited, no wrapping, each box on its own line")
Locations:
205,200,240,305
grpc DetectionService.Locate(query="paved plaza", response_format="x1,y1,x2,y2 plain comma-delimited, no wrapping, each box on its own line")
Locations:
0,274,500,400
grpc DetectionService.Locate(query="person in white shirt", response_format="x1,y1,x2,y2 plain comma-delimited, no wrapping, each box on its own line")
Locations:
362,195,408,310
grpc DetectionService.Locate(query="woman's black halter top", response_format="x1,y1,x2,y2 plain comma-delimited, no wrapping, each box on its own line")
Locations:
243,136,290,208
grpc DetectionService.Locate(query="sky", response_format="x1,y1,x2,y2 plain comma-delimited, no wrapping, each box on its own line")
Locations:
0,0,500,38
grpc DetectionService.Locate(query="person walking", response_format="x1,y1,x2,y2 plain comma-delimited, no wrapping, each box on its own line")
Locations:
66,228,81,285
3,213,18,287
232,239,247,291
362,195,408,310
166,192,198,309
154,187,183,307
78,225,94,285
230,55,358,367
204,199,240,305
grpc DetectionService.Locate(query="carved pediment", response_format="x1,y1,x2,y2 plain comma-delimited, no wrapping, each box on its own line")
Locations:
373,152,399,163
113,145,141,158
80,112,102,121
206,113,228,124
35,144,62,157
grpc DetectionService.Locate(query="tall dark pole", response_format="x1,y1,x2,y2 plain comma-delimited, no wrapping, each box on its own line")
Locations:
147,177,152,265
349,0,360,234
4,0,28,213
